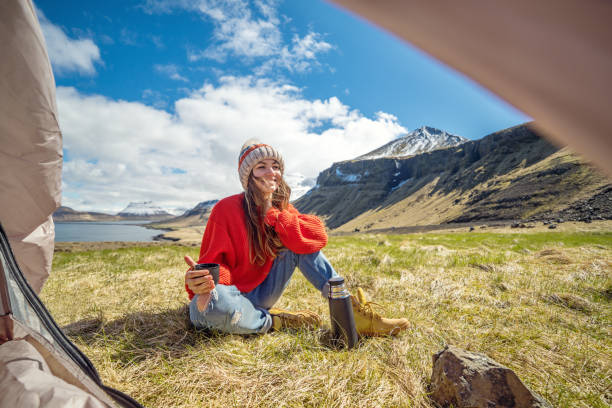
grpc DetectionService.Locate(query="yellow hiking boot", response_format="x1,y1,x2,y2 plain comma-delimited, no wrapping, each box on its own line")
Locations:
351,288,409,336
269,308,322,331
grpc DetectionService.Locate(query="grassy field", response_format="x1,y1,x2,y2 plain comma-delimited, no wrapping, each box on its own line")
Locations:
43,223,612,407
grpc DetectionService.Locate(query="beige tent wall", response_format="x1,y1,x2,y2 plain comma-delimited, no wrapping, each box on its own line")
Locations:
0,0,62,293
330,0,612,178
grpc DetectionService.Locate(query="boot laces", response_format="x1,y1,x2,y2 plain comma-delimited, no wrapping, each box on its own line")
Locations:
355,288,386,321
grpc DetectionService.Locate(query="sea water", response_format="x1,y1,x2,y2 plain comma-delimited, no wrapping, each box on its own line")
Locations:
54,221,158,242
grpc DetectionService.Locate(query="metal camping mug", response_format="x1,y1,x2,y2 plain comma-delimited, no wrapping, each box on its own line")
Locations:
194,263,220,285
327,277,358,348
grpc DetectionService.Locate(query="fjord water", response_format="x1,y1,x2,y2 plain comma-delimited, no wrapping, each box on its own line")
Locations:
55,221,158,242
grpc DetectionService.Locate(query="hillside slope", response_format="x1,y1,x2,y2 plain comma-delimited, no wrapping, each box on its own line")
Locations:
295,124,611,231
53,206,121,222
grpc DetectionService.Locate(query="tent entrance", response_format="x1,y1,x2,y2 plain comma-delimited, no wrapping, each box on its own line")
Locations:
0,222,144,408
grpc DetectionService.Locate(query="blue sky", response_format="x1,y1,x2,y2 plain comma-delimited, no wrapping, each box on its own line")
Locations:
34,0,529,213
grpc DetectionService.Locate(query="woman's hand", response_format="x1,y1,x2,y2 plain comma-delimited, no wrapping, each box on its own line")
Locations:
184,255,216,312
184,255,215,295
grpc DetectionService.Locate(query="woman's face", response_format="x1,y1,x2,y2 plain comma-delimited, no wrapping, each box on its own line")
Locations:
251,159,281,195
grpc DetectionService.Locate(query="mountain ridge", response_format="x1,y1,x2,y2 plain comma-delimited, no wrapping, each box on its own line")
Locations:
147,199,219,229
357,125,468,160
295,123,611,231
53,202,174,222
52,206,122,222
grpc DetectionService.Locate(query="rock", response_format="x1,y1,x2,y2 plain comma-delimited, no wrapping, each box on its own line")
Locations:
152,234,180,242
430,345,552,408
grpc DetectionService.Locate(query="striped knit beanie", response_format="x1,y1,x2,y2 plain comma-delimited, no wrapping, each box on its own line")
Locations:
238,139,284,190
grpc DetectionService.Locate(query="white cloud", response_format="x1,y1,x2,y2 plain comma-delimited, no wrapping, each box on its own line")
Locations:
282,32,333,71
142,89,169,109
142,0,331,73
154,64,188,81
257,32,333,74
181,0,281,62
36,8,101,75
57,77,406,212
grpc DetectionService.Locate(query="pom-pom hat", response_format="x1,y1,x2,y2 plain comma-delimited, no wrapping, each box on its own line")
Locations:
238,138,284,190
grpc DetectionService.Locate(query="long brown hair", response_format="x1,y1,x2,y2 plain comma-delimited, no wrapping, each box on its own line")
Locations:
243,172,291,265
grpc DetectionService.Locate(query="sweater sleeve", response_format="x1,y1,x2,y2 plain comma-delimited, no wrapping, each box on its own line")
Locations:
185,207,234,300
264,204,327,254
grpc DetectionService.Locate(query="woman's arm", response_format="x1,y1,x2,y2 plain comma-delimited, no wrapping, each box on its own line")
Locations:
264,204,327,254
184,205,234,300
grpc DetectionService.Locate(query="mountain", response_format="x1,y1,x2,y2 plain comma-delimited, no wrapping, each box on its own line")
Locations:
148,199,219,229
168,207,190,216
285,173,317,201
117,201,173,219
53,206,121,222
357,126,468,160
294,124,611,231
182,200,219,218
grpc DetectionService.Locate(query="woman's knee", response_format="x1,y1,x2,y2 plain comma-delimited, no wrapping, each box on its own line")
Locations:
189,285,271,334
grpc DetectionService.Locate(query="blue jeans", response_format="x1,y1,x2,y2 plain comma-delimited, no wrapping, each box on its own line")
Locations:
189,250,338,334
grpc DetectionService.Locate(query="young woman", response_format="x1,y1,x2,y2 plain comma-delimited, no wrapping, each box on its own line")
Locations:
184,139,408,335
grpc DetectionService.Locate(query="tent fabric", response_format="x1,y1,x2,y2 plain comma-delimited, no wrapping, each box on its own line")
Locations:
0,339,107,408
1,223,143,407
330,0,612,178
0,0,62,294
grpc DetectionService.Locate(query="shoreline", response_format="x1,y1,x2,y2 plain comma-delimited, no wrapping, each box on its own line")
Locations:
54,220,611,252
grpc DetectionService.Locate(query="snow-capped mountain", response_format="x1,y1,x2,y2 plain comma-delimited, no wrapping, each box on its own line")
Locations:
357,126,467,160
167,207,190,216
284,173,317,201
117,201,172,217
182,200,219,217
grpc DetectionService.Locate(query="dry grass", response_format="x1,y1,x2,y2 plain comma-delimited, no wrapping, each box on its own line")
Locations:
42,227,612,407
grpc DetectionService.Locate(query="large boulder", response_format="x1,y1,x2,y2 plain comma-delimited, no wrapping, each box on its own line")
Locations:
430,345,552,408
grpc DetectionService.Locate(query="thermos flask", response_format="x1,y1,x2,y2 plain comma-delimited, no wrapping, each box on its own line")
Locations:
327,277,358,348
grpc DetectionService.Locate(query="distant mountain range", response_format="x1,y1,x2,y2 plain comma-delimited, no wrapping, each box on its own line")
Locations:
285,173,317,201
53,201,175,222
147,200,218,229
52,206,123,222
294,123,611,231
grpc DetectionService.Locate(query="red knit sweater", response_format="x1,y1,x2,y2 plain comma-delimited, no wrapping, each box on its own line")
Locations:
185,193,328,299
